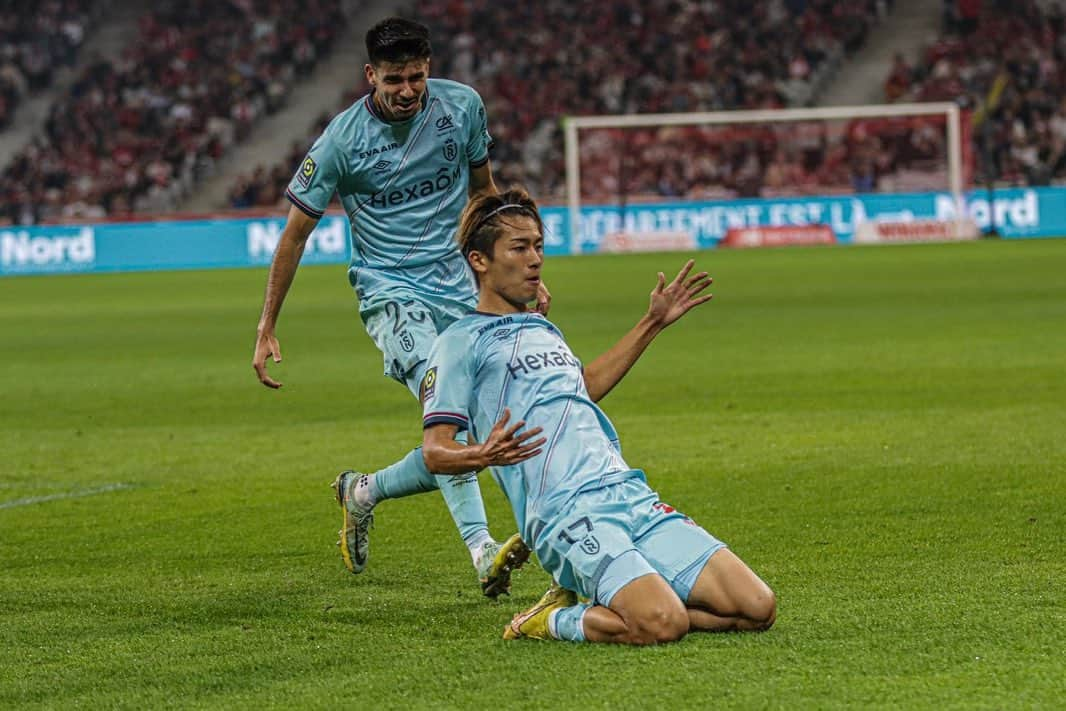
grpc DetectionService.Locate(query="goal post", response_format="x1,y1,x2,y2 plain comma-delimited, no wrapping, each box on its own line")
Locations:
562,102,965,253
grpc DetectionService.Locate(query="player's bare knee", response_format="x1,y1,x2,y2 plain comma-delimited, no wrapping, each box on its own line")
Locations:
629,604,689,644
658,607,690,643
748,588,777,630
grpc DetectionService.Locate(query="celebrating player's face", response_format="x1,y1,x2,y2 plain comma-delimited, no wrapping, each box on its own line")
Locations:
477,216,544,313
366,59,429,121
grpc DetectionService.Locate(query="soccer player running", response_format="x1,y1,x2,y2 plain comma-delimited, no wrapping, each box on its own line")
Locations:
421,188,777,644
252,18,544,596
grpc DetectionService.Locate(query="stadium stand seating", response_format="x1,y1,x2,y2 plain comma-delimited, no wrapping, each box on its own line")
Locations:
886,0,1066,187
0,0,100,131
0,0,345,224
226,96,355,210
229,0,888,208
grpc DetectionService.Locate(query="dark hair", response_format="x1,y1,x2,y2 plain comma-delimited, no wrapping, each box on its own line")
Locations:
457,186,543,261
365,17,432,65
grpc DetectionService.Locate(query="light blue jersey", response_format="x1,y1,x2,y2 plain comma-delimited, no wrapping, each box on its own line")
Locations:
285,78,491,312
421,311,645,549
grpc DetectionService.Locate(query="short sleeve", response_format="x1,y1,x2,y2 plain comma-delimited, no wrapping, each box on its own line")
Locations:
285,132,345,219
466,89,493,168
421,330,474,432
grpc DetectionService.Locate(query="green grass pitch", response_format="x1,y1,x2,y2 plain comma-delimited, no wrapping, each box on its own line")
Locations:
1,240,1064,708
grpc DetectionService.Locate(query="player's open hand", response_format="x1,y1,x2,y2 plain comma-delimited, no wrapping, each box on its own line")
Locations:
253,329,283,389
477,408,546,467
647,259,713,328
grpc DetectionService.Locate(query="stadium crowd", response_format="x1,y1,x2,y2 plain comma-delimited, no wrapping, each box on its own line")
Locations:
10,0,1064,220
424,0,890,199
570,116,949,201
229,0,891,207
0,0,344,225
0,0,99,130
885,0,1066,187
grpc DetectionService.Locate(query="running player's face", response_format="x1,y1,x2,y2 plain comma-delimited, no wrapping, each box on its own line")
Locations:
366,59,429,121
483,217,544,311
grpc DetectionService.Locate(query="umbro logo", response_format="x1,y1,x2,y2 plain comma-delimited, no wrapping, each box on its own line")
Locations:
373,160,391,172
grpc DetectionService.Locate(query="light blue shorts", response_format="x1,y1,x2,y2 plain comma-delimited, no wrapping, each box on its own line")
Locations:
535,478,726,607
360,292,472,397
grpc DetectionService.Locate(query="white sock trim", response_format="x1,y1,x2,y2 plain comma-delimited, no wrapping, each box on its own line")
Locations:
576,605,589,642
467,530,493,562
352,473,377,509
548,608,562,640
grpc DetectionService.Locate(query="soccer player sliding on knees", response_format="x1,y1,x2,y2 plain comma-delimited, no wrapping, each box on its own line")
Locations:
421,187,776,644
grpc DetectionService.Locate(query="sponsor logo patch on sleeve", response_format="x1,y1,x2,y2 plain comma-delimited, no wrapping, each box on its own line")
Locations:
296,156,317,188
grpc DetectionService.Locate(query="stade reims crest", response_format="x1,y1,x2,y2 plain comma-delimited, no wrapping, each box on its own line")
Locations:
442,139,457,162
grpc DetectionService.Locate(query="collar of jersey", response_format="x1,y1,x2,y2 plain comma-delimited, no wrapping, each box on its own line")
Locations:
472,309,542,318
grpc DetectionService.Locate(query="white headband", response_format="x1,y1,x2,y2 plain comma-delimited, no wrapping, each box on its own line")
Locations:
482,203,528,222
464,203,533,253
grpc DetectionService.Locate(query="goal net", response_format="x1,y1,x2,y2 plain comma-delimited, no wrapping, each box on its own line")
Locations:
562,103,974,253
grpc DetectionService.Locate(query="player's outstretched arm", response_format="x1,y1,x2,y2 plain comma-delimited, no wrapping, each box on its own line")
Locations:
583,259,713,402
423,409,546,474
252,205,319,389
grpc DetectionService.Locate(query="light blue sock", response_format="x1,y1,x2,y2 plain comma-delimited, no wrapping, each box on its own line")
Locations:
436,431,491,547
367,437,491,550
438,472,490,547
370,447,440,501
549,602,591,642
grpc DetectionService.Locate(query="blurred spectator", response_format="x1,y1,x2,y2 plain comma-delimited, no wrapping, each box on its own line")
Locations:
883,53,913,103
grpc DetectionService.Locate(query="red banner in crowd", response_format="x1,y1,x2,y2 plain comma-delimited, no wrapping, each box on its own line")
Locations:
721,224,837,248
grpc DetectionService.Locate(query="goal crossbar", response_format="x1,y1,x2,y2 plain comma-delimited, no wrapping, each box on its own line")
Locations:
562,102,964,252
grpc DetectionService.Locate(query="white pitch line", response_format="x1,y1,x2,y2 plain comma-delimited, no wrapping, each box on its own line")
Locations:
0,483,134,510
